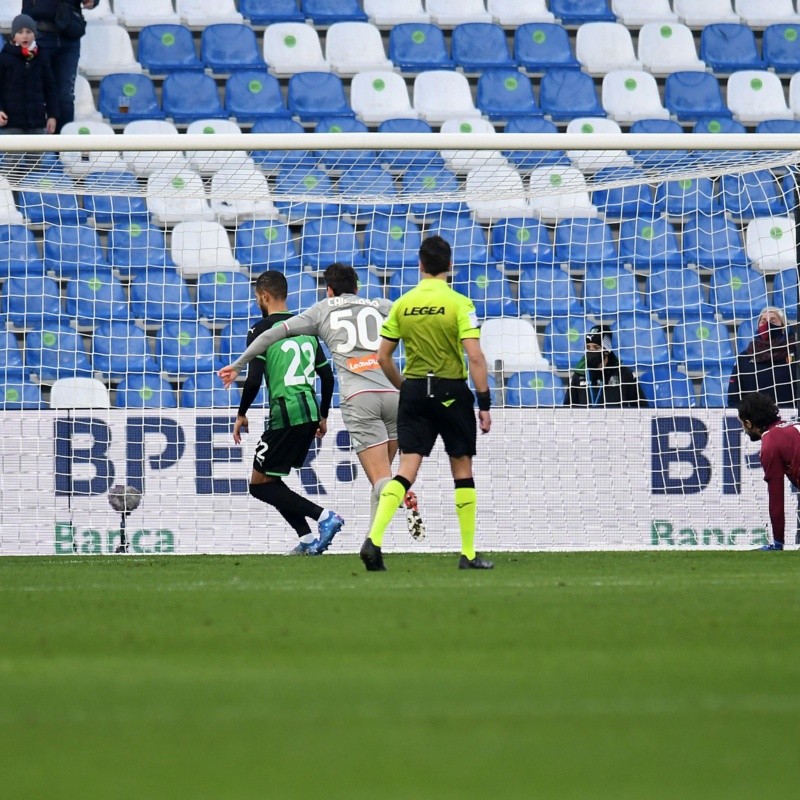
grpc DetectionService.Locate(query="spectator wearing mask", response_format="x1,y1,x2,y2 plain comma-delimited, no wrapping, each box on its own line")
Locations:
728,306,798,408
565,324,648,408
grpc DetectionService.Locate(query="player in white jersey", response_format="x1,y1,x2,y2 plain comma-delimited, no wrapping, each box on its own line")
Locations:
218,263,425,538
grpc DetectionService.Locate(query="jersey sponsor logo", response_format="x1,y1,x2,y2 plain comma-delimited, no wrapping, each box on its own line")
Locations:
346,354,381,373
402,306,446,316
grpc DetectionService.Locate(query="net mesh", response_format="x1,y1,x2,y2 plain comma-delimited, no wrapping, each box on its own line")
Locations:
1,134,799,555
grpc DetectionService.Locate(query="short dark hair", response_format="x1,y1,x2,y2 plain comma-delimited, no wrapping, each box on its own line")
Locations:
323,262,358,296
255,270,287,300
737,392,780,429
419,236,451,276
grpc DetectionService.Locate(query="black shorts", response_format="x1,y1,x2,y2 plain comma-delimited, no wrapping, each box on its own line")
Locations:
397,378,476,458
252,421,319,477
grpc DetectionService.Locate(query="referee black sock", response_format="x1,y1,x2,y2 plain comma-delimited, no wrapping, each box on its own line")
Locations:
249,481,324,532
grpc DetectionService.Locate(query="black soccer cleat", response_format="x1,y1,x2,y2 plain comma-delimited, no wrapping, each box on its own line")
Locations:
458,554,494,570
360,538,386,572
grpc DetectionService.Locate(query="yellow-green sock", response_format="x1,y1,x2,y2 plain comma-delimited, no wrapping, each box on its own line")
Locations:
368,479,405,547
455,486,477,560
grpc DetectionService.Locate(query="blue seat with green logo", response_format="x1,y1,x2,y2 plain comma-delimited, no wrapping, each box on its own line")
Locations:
0,225,45,278
452,265,517,319
98,73,165,124
681,213,747,271
26,324,93,382
664,72,731,121
653,176,716,218
201,24,265,72
129,271,197,324
514,23,579,72
518,266,581,318
672,319,736,373
772,267,798,321
618,216,682,272
314,118,377,172
637,366,697,409
1,378,43,409
583,264,645,318
709,266,769,322
720,169,788,220
197,271,257,323
452,23,515,70
234,219,302,272
273,165,337,223
611,313,671,368
82,171,149,227
287,72,354,122
539,68,603,121
542,315,591,372
490,218,553,272
162,72,227,123
301,216,368,272
763,24,800,73
155,321,217,375
645,267,714,323
388,23,453,72
137,25,203,73
363,213,422,270
0,331,25,378
377,118,443,171
402,165,462,219
92,322,159,379
338,165,403,220
1,276,63,328
108,222,174,277
225,70,290,122
115,372,178,409
426,211,490,267
17,171,86,226
553,218,617,270
477,68,540,121
700,24,765,73
505,370,566,407
65,272,129,329
181,371,243,408
43,224,110,278
240,0,304,24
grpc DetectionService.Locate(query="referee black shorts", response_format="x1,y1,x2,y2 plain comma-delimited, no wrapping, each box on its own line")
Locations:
252,420,319,477
397,377,477,458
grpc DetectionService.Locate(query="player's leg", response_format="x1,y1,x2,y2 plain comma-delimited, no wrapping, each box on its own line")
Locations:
249,469,318,553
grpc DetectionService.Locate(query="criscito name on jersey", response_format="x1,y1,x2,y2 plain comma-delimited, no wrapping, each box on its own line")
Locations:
403,306,445,316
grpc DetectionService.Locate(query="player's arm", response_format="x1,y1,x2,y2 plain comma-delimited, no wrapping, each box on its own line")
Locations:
377,337,402,389
761,442,786,543
463,337,491,434
233,354,265,444
314,344,334,438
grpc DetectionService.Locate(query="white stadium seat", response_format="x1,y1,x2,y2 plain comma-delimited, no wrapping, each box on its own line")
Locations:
565,118,634,173
576,23,641,75
114,0,181,27
673,0,739,27
122,119,188,177
176,0,243,26
83,0,118,26
171,221,238,276
527,166,598,221
210,163,279,225
78,25,142,78
602,70,670,124
262,23,329,77
637,22,705,75
0,176,25,225
426,0,493,26
351,71,418,124
487,0,554,26
50,378,111,409
147,168,213,226
466,164,532,223
74,75,103,122
59,121,128,178
413,70,482,124
611,0,677,27
734,0,800,28
480,318,550,374
439,117,505,173
746,218,797,273
325,22,393,76
184,119,250,175
727,70,793,124
364,0,429,26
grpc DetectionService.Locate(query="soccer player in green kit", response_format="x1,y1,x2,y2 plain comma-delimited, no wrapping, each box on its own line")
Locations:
234,270,344,555
359,236,494,571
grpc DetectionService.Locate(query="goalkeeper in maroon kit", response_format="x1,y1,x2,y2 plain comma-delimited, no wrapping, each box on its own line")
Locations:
737,391,800,550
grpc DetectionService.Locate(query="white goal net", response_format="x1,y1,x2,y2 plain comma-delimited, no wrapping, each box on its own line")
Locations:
1,131,799,555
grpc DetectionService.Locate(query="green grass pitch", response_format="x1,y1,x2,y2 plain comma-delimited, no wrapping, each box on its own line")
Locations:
1,552,799,799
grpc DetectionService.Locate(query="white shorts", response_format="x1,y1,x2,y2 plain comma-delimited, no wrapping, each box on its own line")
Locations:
340,392,398,453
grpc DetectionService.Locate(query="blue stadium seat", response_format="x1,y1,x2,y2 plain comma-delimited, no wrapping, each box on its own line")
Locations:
219,318,252,364
664,72,731,122
0,225,44,278
583,264,645,318
539,68,603,121
1,275,62,328
553,218,617,269
240,0,304,24
452,23,514,70
377,118,442,171
388,24,454,71
0,330,25,377
301,217,368,271
505,370,566,407
363,214,423,270
162,72,227,122
591,167,657,219
201,24,265,72
490,218,554,271
763,24,800,73
720,170,788,219
43,224,110,277
514,23,580,72
735,317,759,355
618,217,682,272
709,266,769,321
115,372,178,408
402,165,463,219
65,272,129,329
196,271,257,323
181,371,243,408
681,213,747,271
353,266,385,300
772,268,798,321
235,219,302,273
549,0,614,24
300,0,367,24
26,324,93,382
155,321,217,375
98,73,165,124
1,377,43,409
626,119,691,172
314,118,377,172
82,171,149,227
107,222,174,277
637,366,697,408
17,172,86,226
452,265,517,318
426,212,490,267
339,166,402,219
129,271,197,324
137,25,203,74
287,72,354,122
653,176,716,218
225,70,290,122
700,24,765,73
645,267,714,322
699,364,735,408
671,319,736,373
249,118,312,172
693,117,746,134
476,68,540,120
756,119,800,133
92,321,160,378
285,271,322,312
503,117,569,170
387,266,422,301
517,266,581,317
273,166,337,223
542,315,590,372
611,313,670,368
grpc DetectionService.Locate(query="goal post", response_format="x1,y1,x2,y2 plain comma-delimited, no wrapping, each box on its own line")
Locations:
1,131,799,555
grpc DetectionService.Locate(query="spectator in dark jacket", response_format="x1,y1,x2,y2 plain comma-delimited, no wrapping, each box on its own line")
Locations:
21,0,95,132
728,306,798,408
565,324,648,408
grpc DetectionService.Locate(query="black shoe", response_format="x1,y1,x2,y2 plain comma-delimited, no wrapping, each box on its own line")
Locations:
360,538,386,572
458,554,494,570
